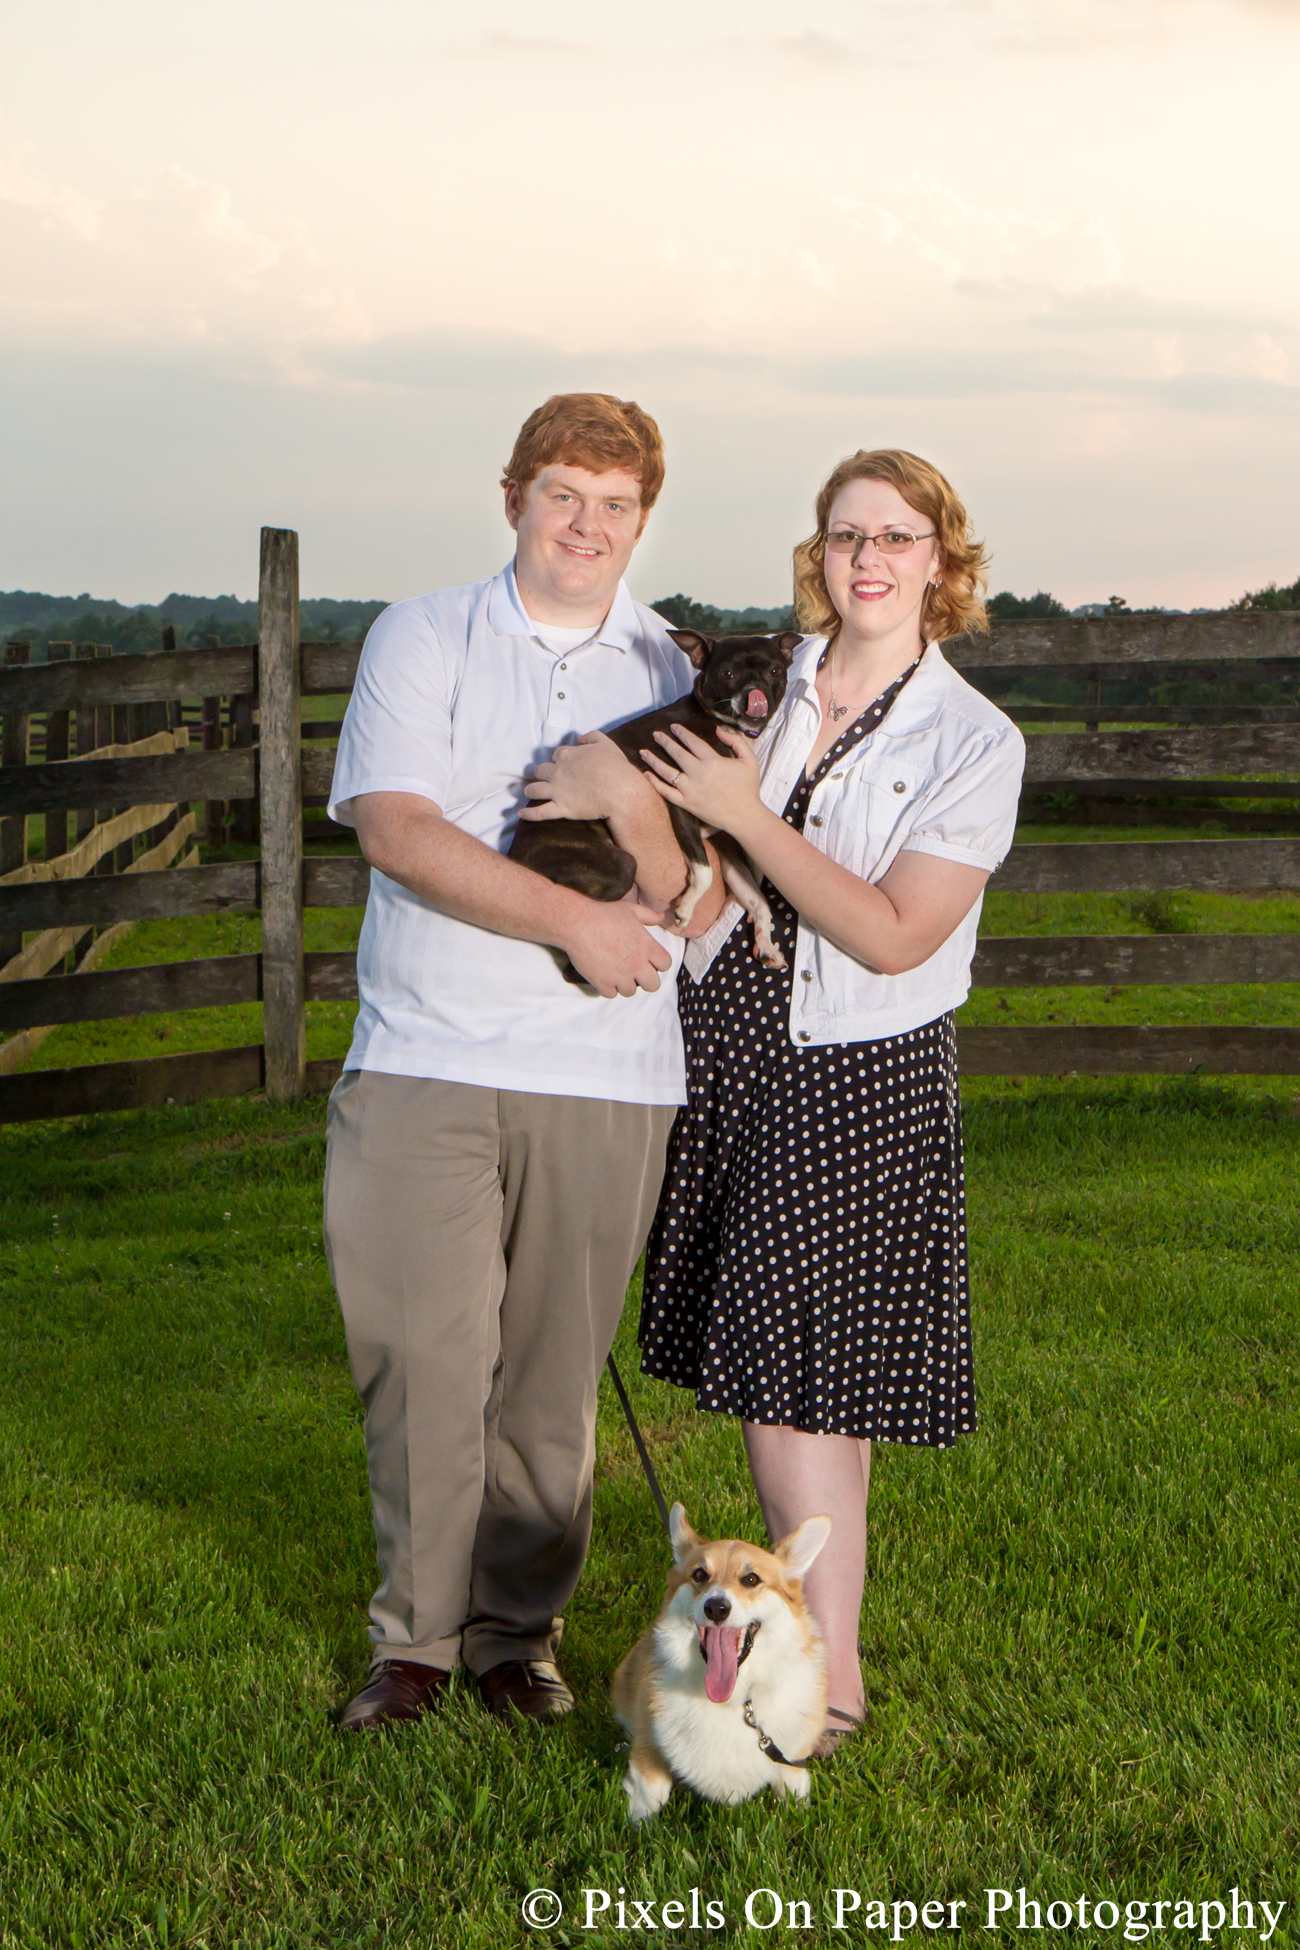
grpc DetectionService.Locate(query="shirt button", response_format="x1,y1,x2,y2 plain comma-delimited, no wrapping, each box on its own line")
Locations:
798,1031,811,1042
893,780,906,793
559,662,568,671
557,692,566,700
811,814,824,827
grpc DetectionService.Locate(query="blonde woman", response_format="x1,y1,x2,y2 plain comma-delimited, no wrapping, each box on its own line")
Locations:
635,450,1025,1750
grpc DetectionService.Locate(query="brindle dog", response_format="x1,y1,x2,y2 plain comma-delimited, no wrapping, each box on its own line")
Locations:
510,629,801,975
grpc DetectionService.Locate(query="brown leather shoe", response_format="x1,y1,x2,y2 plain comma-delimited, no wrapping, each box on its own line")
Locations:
337,1658,452,1732
477,1659,575,1723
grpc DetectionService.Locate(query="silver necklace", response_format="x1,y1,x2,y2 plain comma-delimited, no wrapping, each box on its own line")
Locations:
824,642,851,722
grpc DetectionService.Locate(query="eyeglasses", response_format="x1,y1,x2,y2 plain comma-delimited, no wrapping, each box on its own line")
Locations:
823,527,936,556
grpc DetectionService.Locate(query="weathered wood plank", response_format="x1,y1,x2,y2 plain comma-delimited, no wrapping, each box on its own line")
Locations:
0,1044,266,1124
0,920,133,1074
971,934,1300,987
996,837,1300,893
947,611,1300,668
0,747,251,818
301,642,362,693
0,800,179,886
1007,705,1300,725
301,720,346,739
303,856,370,907
956,1025,1300,1073
0,861,258,931
961,657,1300,691
305,949,359,1000
259,527,305,1102
1022,780,1300,800
1021,727,1300,782
0,951,261,1033
305,1055,345,1094
0,646,257,713
300,745,336,798
0,944,359,1032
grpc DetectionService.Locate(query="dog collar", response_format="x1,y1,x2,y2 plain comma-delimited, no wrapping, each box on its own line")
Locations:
743,1699,811,1770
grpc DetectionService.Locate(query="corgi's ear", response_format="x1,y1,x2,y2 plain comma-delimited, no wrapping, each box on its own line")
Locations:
774,1514,832,1581
667,629,714,670
669,1502,702,1564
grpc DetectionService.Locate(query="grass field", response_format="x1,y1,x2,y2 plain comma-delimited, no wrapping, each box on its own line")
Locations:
1,1070,1297,1947
2,815,1298,1946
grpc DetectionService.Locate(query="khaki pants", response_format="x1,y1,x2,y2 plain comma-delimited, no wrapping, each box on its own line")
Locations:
324,1070,674,1674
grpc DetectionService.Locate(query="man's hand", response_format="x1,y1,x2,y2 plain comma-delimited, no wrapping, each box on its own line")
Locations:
558,897,674,998
521,730,641,823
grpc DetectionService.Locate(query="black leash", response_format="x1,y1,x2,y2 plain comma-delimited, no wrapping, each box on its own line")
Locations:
605,1352,672,1535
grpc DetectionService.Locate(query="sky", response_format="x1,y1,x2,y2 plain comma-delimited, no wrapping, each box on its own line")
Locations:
2,0,1298,612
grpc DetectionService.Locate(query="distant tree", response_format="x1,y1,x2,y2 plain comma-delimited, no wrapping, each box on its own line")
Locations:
986,590,1069,620
1233,574,1300,611
651,594,797,633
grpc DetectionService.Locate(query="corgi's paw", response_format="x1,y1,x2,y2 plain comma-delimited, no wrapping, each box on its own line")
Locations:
624,1764,673,1824
775,1765,813,1800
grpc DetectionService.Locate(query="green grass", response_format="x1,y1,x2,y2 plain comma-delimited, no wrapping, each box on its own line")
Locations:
1,1075,1297,1947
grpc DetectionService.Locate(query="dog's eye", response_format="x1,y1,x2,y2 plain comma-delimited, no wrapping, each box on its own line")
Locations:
739,1572,762,1588
691,1567,709,1584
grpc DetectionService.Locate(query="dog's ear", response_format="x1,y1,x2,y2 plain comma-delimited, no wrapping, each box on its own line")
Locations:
669,1502,702,1563
771,630,803,663
774,1513,832,1581
668,629,714,670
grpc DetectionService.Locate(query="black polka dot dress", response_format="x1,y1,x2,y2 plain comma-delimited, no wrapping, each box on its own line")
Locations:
640,663,976,1447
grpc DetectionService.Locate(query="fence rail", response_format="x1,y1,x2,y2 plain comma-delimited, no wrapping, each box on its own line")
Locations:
0,541,1297,1124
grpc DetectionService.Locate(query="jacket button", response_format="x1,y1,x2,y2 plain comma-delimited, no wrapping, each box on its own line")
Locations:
557,692,566,700
797,1031,811,1042
801,970,813,982
893,780,906,793
811,814,824,827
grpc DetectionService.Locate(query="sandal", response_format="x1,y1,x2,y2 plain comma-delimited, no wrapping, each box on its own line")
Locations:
814,1705,865,1759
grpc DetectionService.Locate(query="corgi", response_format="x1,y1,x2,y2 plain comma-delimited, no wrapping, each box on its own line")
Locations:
610,1502,831,1822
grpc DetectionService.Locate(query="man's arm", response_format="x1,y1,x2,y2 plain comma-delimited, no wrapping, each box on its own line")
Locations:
350,793,672,999
520,732,688,913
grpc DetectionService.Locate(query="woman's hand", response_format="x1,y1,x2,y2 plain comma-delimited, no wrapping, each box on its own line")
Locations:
520,730,640,822
641,723,764,836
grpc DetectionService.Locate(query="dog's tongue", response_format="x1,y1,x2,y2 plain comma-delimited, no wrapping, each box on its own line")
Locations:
701,1625,744,1703
745,689,767,719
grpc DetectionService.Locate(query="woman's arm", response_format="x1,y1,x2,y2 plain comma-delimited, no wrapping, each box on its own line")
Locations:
642,723,988,976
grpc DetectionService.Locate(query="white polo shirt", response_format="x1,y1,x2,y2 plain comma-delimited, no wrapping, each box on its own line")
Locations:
684,637,1026,1044
328,563,695,1104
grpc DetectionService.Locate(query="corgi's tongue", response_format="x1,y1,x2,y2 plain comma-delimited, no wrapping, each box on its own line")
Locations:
700,1624,743,1703
744,689,767,719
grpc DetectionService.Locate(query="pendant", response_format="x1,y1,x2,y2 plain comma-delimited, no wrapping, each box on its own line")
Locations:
828,700,850,721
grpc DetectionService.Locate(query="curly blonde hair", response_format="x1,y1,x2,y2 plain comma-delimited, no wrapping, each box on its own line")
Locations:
792,449,990,643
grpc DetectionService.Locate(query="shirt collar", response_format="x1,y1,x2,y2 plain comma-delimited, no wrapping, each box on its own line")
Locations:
789,634,950,736
487,561,637,655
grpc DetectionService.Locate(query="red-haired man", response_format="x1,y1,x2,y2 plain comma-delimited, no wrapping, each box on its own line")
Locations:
325,394,693,1731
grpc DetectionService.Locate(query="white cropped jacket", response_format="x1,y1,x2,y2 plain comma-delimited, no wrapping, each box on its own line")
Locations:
683,637,1026,1047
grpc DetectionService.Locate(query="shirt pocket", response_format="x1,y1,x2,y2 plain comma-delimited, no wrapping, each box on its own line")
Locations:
820,753,932,882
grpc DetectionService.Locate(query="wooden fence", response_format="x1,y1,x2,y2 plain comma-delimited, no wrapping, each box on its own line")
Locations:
0,532,1297,1124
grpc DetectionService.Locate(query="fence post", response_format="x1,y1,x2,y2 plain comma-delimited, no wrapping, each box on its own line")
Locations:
258,526,305,1101
44,643,73,862
1,640,32,965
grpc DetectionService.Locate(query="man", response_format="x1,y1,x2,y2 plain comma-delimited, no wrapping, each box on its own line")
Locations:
324,393,694,1732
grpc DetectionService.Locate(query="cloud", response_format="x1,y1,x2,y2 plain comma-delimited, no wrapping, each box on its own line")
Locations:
0,150,368,361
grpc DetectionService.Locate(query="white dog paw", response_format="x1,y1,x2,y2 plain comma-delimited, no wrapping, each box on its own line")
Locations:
624,1767,672,1824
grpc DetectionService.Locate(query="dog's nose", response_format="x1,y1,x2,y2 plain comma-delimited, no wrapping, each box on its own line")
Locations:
703,1594,731,1624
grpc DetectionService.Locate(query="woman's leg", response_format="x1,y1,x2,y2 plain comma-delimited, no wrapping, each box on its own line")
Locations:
741,1421,870,1722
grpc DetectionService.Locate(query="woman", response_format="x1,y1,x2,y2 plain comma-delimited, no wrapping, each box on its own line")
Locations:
636,449,1025,1748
